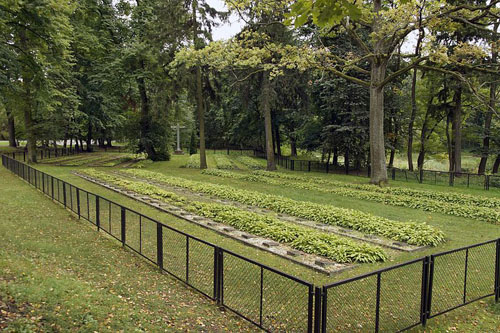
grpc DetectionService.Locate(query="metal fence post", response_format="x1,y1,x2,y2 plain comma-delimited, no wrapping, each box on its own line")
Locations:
375,273,381,333
51,177,54,200
421,257,430,327
157,223,163,271
62,183,67,207
121,207,126,245
214,247,220,301
426,256,435,319
463,248,469,303
314,287,322,333
96,197,101,230
495,239,500,303
186,236,190,283
76,189,81,218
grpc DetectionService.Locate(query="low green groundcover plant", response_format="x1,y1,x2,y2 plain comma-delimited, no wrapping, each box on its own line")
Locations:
184,154,201,168
235,156,265,170
81,169,387,263
201,169,500,224
121,169,445,246
214,155,237,170
251,170,500,209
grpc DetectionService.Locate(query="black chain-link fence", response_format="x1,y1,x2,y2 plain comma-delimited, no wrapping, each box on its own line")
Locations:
321,240,499,333
8,147,81,162
2,154,314,332
3,154,499,333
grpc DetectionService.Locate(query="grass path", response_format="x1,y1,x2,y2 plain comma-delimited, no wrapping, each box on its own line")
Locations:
0,167,258,332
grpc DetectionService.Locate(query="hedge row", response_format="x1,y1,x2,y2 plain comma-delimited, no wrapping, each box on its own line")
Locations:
201,169,500,224
214,155,238,170
184,154,200,168
81,169,387,263
251,170,500,210
235,156,265,170
122,169,445,246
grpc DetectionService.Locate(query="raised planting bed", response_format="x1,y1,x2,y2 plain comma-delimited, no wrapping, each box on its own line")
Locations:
121,171,423,252
121,169,445,246
78,170,389,272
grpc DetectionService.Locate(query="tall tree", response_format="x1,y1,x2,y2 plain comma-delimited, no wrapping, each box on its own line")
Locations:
288,0,499,184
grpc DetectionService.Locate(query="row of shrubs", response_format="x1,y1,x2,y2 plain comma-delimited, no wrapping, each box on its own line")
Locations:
201,169,500,224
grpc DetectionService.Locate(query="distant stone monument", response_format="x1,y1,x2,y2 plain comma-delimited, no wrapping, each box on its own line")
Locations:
172,123,186,154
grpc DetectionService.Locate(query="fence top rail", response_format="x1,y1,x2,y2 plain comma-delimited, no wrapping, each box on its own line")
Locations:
323,257,425,290
431,238,499,258
221,247,313,287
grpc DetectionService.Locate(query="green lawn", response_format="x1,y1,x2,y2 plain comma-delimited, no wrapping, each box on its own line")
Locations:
0,166,257,332
2,151,500,332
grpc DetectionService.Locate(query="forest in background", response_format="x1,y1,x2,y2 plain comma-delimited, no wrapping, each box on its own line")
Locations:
1,0,499,182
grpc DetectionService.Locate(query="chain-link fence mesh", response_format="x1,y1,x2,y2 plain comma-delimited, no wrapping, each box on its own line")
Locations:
324,275,377,332
222,252,261,325
430,241,497,317
429,250,466,316
378,260,423,332
262,269,311,332
188,238,215,298
466,242,497,302
162,227,186,281
125,210,141,253
140,216,157,263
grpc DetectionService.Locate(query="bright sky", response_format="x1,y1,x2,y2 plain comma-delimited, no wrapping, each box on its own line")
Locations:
206,0,245,40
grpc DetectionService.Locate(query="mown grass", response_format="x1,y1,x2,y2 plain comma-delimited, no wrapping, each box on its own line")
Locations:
6,151,500,332
0,166,258,332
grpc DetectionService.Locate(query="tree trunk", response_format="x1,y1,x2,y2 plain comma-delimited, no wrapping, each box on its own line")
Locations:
106,138,112,147
478,23,498,174
369,60,388,184
192,0,207,169
86,122,93,152
6,106,16,148
452,87,462,173
195,65,207,169
137,60,156,160
333,147,338,166
407,67,418,171
290,136,297,157
261,71,276,171
274,120,281,156
407,24,424,171
23,103,37,163
493,155,500,174
446,112,454,172
344,149,349,172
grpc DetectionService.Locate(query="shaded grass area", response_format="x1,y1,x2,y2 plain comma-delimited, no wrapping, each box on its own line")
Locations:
0,167,258,332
